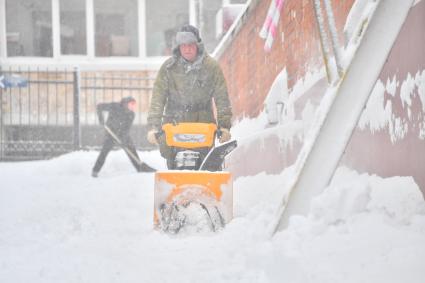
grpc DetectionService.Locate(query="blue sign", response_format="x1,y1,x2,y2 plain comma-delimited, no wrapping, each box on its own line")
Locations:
0,74,28,89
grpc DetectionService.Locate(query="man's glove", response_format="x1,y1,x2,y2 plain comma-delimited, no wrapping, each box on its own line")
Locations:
147,129,159,145
218,128,231,143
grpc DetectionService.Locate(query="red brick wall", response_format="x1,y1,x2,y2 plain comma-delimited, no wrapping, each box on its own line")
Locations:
218,0,355,120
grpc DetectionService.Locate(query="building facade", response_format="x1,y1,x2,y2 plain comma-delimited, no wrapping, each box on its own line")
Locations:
217,0,425,193
0,0,236,69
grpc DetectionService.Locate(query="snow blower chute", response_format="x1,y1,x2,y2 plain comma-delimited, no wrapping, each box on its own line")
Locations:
153,122,237,233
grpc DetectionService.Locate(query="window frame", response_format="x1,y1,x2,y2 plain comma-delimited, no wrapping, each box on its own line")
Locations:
0,0,193,68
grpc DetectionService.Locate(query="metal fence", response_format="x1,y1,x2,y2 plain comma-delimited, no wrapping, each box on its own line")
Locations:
0,66,155,161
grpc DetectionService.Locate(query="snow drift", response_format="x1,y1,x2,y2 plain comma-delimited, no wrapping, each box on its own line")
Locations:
0,150,424,283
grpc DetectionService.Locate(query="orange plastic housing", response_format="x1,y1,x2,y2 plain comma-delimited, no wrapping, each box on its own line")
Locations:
162,123,217,148
153,171,233,229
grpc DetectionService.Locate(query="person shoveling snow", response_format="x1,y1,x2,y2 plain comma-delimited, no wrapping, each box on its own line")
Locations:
92,96,156,177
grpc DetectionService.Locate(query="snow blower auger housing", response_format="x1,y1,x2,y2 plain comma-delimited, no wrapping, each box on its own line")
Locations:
153,122,237,234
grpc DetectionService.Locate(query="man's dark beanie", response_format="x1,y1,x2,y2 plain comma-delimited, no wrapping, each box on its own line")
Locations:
120,96,136,105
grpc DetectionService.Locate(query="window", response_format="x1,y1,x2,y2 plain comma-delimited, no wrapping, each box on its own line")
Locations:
2,0,224,59
60,0,87,55
145,0,189,56
6,0,53,57
94,0,138,57
197,0,222,53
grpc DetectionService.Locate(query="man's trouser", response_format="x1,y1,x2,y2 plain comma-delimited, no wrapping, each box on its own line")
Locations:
93,135,140,173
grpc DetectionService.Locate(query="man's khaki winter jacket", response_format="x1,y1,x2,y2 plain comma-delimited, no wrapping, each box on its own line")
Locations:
147,44,232,131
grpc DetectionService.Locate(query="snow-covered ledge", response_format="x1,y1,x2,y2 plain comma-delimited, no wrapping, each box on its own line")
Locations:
0,57,166,72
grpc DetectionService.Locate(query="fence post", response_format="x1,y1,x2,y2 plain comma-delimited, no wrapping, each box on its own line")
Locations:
0,87,3,160
73,67,81,150
0,66,3,160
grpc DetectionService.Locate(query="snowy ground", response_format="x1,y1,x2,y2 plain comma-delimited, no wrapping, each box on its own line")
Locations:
1,0,424,281
1,149,425,283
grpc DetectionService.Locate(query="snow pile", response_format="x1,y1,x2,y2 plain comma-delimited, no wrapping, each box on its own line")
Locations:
264,167,425,283
0,151,425,282
1,2,424,281
311,167,425,225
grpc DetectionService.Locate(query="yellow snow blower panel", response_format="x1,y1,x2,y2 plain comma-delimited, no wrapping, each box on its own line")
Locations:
162,123,217,149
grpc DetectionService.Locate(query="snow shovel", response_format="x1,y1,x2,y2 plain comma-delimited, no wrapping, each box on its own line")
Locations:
104,125,155,172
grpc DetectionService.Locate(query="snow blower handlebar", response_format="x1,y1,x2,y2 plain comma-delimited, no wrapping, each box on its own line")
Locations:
153,123,236,171
154,129,223,141
153,124,223,145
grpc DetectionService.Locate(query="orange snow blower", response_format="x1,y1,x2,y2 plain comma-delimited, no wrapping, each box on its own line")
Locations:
153,122,237,233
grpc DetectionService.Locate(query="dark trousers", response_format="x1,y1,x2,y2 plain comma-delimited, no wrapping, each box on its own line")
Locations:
92,135,140,173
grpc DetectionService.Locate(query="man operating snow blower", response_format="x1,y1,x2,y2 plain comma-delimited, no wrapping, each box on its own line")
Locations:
146,25,236,234
146,24,233,167
92,96,156,178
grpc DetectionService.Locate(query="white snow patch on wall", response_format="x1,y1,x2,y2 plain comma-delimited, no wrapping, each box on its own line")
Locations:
393,116,409,141
400,73,416,118
264,68,289,125
359,69,425,141
420,126,425,139
386,75,398,96
232,67,324,147
290,69,325,101
231,111,269,140
285,68,325,126
416,70,425,111
359,80,392,133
